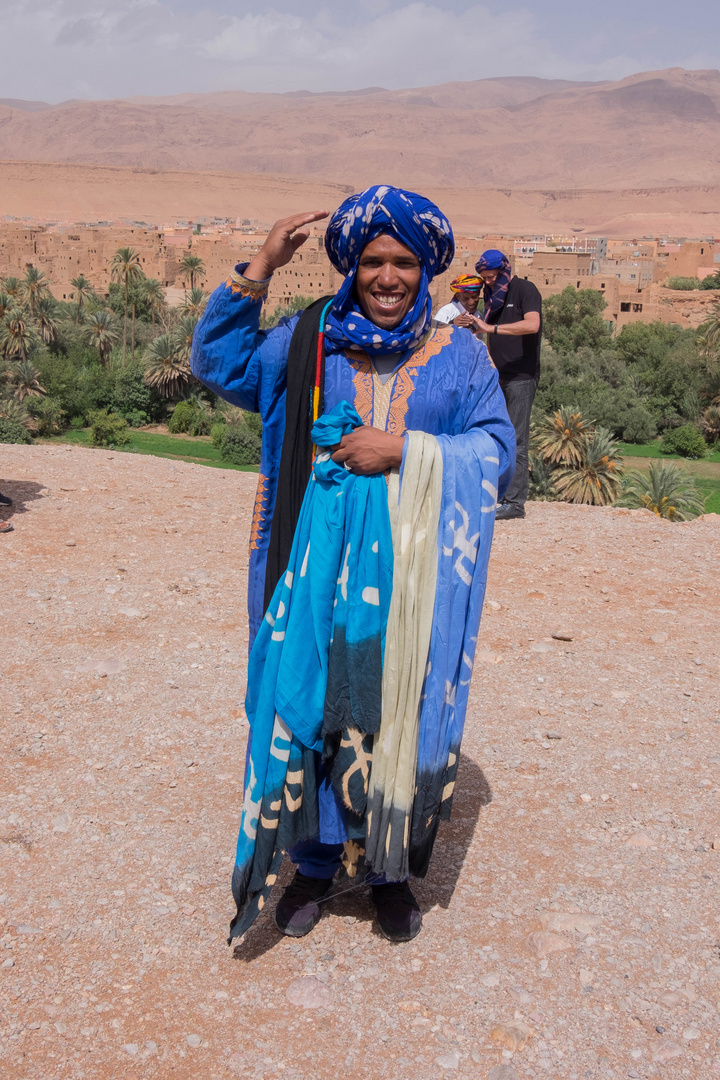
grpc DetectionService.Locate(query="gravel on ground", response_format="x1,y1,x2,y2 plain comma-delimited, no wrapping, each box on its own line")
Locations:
1,444,719,1080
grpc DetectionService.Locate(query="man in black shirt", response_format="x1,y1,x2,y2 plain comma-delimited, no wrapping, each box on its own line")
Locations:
455,249,541,520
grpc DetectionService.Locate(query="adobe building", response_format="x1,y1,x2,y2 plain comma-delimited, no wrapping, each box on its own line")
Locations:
1,222,718,332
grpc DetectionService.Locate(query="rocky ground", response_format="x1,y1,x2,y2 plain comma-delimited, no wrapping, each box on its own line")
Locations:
1,444,719,1080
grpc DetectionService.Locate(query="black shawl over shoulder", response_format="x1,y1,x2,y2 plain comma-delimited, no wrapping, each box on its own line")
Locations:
263,295,335,613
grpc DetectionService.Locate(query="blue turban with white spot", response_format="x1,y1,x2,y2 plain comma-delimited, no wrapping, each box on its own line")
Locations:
324,184,455,354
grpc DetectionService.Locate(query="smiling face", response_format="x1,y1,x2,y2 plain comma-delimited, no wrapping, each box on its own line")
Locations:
354,233,422,330
457,290,480,314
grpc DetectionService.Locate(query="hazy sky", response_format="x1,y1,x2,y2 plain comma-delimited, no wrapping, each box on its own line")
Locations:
2,0,718,102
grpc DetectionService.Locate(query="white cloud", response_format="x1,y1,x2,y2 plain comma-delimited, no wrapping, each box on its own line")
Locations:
0,0,716,102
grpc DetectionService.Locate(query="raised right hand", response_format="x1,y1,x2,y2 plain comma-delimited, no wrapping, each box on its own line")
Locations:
243,210,329,282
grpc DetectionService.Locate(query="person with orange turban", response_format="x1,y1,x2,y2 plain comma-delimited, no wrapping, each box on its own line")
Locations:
434,274,483,336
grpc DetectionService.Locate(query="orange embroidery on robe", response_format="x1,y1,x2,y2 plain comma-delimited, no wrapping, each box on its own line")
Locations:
345,353,375,427
345,326,453,434
249,473,268,553
387,326,453,436
225,272,270,303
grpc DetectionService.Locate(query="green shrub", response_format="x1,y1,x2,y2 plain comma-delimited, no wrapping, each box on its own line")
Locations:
211,421,227,448
27,396,66,436
168,399,210,436
0,417,32,444
88,409,131,447
660,424,707,459
242,410,263,438
220,426,262,466
112,362,155,422
621,406,657,444
69,415,86,430
123,408,149,428
665,277,702,291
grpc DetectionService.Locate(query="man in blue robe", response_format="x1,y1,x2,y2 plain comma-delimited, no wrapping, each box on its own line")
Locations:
191,185,515,943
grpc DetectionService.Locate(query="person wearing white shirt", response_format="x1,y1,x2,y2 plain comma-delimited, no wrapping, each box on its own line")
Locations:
434,274,483,337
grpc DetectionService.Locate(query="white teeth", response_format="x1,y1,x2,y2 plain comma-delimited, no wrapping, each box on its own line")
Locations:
376,295,402,307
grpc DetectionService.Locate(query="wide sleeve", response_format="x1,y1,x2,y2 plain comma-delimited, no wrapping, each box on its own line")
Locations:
190,264,298,419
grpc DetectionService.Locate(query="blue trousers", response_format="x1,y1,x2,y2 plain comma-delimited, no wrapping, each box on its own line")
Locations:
288,838,405,884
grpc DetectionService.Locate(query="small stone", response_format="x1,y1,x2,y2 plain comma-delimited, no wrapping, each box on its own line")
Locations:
651,633,668,644
122,1043,139,1056
15,924,41,935
285,976,333,1009
508,986,534,1006
540,912,601,934
651,1041,682,1063
625,832,656,848
489,1020,534,1052
531,641,553,653
580,793,592,803
527,931,572,958
145,1040,158,1056
579,967,593,987
488,1066,520,1080
65,540,76,547
436,1051,461,1070
186,1034,202,1047
118,607,142,618
659,992,682,1007
683,1026,701,1041
546,731,562,740
480,971,500,987
1,958,14,969
551,631,573,641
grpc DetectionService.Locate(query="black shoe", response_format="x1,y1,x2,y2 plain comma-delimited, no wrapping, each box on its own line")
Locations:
274,870,333,937
371,881,422,942
0,492,12,507
495,502,525,521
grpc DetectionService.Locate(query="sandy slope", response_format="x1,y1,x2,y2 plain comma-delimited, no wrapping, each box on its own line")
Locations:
1,445,719,1079
4,161,720,237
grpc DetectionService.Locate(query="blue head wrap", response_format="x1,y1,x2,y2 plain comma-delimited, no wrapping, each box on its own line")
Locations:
475,249,512,322
324,184,454,354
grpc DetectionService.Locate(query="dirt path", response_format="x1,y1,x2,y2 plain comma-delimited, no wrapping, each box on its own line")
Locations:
1,445,719,1080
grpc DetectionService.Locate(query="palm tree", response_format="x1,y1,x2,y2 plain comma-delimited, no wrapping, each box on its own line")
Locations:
533,406,594,466
179,254,206,290
0,293,12,322
554,427,623,505
84,310,120,367
620,461,705,520
143,278,165,328
12,359,46,401
110,247,144,365
528,452,560,502
1,277,21,301
70,274,93,321
0,307,40,361
143,334,192,398
700,405,720,445
33,296,60,345
19,267,51,315
698,302,720,370
175,314,198,363
181,287,208,318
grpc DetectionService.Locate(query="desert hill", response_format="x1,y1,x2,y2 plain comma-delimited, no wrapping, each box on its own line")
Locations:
0,68,718,191
3,160,720,237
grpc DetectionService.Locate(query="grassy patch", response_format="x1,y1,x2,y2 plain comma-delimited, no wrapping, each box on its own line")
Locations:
617,440,720,463
41,429,259,473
